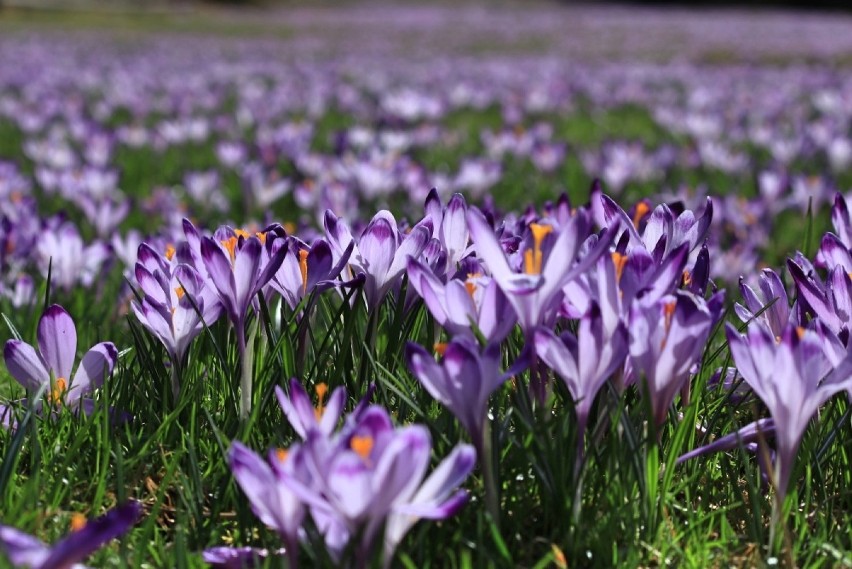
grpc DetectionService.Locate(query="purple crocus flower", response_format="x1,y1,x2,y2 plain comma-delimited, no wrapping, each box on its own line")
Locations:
269,237,360,312
3,304,118,415
227,442,307,568
629,290,724,427
423,189,470,277
407,257,516,342
534,302,629,446
200,229,286,418
324,209,431,309
734,268,796,339
274,378,346,439
405,337,510,454
725,323,852,506
600,193,713,258
200,231,286,331
35,222,110,292
466,206,615,334
788,259,852,338
76,194,130,238
0,501,141,568
282,404,475,567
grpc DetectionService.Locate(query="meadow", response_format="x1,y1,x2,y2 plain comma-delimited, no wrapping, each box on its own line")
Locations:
0,4,851,567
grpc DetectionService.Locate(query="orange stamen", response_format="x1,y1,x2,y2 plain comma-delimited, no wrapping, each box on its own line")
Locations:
351,435,374,460
275,448,289,463
70,513,87,532
795,327,805,340
663,301,676,330
433,342,448,356
174,286,185,300
256,232,267,245
611,252,628,282
633,202,650,227
234,229,250,239
464,280,477,298
660,300,677,350
299,249,309,294
524,223,553,275
165,244,176,261
314,382,328,420
48,377,67,405
682,270,692,287
222,236,238,262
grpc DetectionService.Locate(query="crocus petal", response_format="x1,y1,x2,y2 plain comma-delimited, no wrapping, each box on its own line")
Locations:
441,193,469,266
359,213,398,284
676,418,776,464
233,237,263,310
276,380,316,440
37,305,77,380
202,546,282,568
372,425,432,511
327,452,373,520
68,342,118,403
386,226,430,282
201,237,238,319
40,501,141,569
466,208,514,286
384,443,475,561
228,442,292,534
4,340,50,391
0,526,50,567
319,386,346,436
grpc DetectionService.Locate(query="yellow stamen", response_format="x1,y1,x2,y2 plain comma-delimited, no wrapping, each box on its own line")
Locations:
222,236,238,262
165,244,176,261
351,435,374,460
174,286,185,300
433,342,448,356
48,377,67,405
682,270,692,287
633,202,650,227
70,513,87,532
314,382,328,420
611,252,628,282
275,448,289,463
299,249,309,294
524,223,553,275
256,232,267,245
234,229,250,239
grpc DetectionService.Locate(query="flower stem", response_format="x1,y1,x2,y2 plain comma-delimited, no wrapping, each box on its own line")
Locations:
169,360,181,404
476,421,500,529
236,322,254,420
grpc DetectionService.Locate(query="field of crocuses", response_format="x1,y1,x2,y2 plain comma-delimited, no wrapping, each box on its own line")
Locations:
1,3,851,567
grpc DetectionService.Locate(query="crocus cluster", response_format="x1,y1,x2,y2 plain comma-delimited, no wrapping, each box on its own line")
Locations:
208,378,475,568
